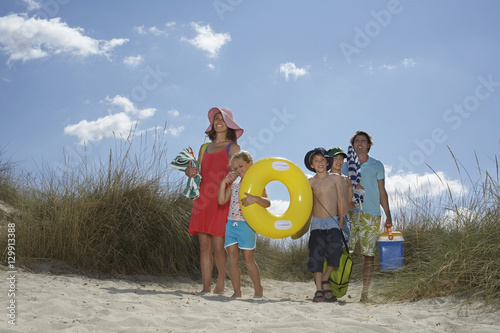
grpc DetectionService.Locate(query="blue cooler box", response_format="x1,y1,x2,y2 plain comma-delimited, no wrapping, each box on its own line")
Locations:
378,231,404,271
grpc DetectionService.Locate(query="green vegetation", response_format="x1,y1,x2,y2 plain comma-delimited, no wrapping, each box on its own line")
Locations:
372,160,500,304
0,148,18,204
0,137,498,304
0,133,200,276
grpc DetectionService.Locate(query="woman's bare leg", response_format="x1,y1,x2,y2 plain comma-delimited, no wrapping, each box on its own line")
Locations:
212,235,226,294
198,233,213,293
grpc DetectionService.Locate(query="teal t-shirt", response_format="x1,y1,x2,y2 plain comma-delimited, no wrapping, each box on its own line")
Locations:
341,156,385,216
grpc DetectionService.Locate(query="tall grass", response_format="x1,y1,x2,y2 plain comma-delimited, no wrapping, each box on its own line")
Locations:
1,129,200,276
255,237,312,281
0,148,18,204
372,157,500,303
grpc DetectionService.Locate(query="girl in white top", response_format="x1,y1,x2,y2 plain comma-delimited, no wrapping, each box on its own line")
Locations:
218,151,270,298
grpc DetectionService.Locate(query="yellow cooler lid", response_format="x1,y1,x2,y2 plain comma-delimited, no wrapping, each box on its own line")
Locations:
378,231,404,241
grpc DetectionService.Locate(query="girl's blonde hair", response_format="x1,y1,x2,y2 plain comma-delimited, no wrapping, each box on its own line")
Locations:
230,150,253,164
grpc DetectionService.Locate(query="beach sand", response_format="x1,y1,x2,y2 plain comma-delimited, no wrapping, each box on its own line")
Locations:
2,264,499,333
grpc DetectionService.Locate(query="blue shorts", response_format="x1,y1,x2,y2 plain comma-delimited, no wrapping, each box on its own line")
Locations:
310,216,340,230
224,219,256,250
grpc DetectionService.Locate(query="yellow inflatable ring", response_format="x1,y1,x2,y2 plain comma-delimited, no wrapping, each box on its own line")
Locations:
239,157,313,239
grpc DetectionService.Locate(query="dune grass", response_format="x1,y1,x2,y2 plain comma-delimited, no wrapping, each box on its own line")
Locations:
1,131,200,277
0,149,18,204
255,237,312,281
0,138,498,304
371,158,500,304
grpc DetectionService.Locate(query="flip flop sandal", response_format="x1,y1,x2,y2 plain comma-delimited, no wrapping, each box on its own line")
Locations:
312,290,325,302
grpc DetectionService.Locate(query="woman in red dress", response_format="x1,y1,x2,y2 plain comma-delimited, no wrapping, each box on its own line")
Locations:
185,107,243,293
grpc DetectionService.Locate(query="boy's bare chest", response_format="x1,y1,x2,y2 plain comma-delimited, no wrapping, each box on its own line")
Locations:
311,179,335,193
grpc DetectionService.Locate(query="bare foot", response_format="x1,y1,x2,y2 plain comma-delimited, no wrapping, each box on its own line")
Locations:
213,287,224,294
254,285,263,298
231,291,242,298
213,281,224,294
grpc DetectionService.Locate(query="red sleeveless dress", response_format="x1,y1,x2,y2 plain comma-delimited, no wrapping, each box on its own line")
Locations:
188,142,233,237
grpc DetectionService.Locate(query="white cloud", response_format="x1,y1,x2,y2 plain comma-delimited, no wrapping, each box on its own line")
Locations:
164,125,185,137
208,63,215,70
359,63,374,74
134,25,147,35
138,108,156,119
123,55,144,68
168,109,180,117
361,59,416,74
402,58,416,68
268,200,290,216
323,55,332,70
104,95,156,119
439,207,481,230
182,23,231,58
64,113,136,144
149,26,165,36
381,64,396,71
385,166,465,210
279,62,308,81
105,95,135,114
134,23,175,36
0,14,128,64
22,0,41,11
101,38,128,53
64,95,157,144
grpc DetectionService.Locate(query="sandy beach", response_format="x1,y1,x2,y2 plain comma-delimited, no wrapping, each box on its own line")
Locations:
2,264,499,333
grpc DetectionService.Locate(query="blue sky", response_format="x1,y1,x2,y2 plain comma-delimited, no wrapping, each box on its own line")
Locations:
1,0,499,221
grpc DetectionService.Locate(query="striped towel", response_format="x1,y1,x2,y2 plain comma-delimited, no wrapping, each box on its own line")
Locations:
342,217,352,246
170,149,201,200
347,145,364,210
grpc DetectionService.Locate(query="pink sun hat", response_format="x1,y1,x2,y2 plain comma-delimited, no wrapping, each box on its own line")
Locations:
205,107,244,139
